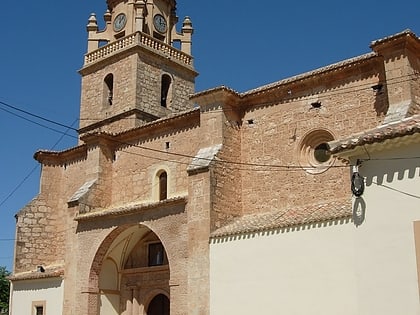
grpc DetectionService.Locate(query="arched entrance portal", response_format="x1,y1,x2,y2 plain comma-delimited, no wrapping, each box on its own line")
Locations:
147,294,169,315
95,225,170,315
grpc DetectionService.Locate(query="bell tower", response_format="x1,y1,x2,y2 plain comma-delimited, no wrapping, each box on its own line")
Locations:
78,0,197,136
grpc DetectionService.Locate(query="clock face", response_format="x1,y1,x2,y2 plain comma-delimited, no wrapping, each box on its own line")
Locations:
113,13,127,32
153,14,167,33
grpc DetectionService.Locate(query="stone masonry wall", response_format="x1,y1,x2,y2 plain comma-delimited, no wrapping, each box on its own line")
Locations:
408,51,420,115
210,107,243,230
110,122,201,206
79,54,137,132
14,197,63,272
135,53,195,116
240,60,387,214
79,52,196,135
14,164,66,273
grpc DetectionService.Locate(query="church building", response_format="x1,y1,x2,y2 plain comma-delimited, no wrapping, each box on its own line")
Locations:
8,0,420,314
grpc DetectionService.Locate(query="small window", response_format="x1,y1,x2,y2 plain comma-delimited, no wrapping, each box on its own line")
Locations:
104,73,114,106
32,301,46,315
159,171,168,201
148,243,165,266
161,74,172,108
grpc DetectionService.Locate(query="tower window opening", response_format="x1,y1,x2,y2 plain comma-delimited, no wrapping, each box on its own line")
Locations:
104,74,114,106
311,101,322,109
148,242,165,266
159,171,168,201
153,32,165,42
161,74,172,108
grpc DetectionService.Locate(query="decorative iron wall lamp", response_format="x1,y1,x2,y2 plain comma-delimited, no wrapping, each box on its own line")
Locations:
351,161,365,197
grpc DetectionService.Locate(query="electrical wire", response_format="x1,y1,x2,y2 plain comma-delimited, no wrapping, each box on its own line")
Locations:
0,70,418,210
0,106,77,138
372,181,420,199
77,73,418,121
0,119,78,209
0,101,78,132
0,98,350,170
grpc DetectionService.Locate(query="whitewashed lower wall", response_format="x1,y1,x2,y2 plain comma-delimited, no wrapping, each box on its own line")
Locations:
210,143,420,315
10,278,63,315
210,222,357,315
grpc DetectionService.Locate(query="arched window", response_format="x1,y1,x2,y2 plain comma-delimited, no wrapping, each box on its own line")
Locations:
147,294,169,315
159,171,168,201
104,73,114,106
161,74,172,108
148,242,165,266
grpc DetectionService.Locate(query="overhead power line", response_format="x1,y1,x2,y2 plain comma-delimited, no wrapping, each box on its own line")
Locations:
0,119,78,209
0,100,78,132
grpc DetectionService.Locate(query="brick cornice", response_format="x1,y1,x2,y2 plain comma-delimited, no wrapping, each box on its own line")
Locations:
370,29,420,58
34,108,200,166
9,268,64,282
192,53,379,109
34,144,88,166
75,195,187,222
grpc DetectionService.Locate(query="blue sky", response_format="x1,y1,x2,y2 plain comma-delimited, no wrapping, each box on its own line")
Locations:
0,0,419,271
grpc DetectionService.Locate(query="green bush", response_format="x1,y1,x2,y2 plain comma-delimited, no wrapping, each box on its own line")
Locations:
0,266,10,313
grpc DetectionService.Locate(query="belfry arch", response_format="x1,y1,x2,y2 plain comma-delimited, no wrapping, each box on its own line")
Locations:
88,224,171,315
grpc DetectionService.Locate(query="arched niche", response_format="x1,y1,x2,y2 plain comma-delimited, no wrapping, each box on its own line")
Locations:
90,224,170,315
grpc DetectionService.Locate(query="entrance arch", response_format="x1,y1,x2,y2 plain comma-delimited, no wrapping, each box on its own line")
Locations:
147,294,170,315
89,224,170,315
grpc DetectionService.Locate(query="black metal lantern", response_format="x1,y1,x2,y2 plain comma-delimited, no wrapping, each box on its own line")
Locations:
351,172,365,197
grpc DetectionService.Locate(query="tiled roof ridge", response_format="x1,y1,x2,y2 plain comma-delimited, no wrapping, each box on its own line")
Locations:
370,29,418,47
190,85,241,100
9,265,65,281
111,107,200,137
211,199,352,238
242,52,377,96
34,143,87,157
192,53,377,100
75,195,187,221
329,114,420,154
35,107,200,158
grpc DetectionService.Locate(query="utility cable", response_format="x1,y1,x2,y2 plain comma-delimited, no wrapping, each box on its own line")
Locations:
0,72,419,173
1,97,419,171
0,106,77,138
0,119,78,209
0,98,347,170
79,73,418,121
0,100,78,132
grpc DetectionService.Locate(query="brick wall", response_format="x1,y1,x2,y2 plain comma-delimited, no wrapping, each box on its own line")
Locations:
240,60,386,214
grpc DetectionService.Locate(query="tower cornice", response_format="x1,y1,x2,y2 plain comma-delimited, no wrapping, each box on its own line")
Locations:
80,31,197,76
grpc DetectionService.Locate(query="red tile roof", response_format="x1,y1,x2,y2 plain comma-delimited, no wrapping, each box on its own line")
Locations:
329,115,420,154
211,199,352,238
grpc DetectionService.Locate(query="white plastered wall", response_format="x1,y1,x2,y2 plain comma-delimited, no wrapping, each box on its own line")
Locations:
210,143,420,315
10,278,63,315
351,143,420,315
210,222,357,315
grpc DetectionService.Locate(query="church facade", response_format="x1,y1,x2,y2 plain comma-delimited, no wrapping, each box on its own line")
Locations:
8,0,420,314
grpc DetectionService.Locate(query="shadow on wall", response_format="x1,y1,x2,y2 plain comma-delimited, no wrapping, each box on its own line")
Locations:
13,278,62,291
353,197,366,227
363,156,420,199
353,155,420,227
